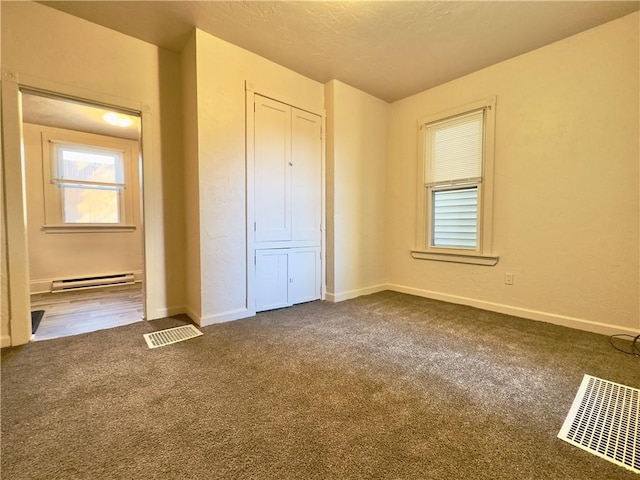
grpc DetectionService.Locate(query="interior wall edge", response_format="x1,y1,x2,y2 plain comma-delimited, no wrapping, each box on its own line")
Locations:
1,335,12,349
325,284,388,303
199,308,253,327
387,283,640,337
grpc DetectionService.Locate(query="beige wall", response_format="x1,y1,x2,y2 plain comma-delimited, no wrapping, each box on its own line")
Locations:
324,80,389,300
1,2,185,344
188,29,324,324
386,12,640,334
181,33,202,321
22,123,143,293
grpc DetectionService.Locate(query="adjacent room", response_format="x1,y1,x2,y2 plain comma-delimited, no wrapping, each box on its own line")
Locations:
22,92,144,340
1,1,638,479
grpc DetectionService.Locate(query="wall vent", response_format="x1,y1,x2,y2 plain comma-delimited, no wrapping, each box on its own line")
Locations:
51,272,135,292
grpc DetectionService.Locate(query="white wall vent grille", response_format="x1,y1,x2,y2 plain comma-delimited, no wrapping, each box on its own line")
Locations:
558,374,639,473
143,325,202,349
51,272,134,292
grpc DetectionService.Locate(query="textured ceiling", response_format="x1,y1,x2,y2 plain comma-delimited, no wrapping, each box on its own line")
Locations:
38,1,640,102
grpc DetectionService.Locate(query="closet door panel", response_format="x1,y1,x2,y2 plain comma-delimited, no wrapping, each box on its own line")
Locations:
255,96,291,243
289,248,321,305
255,249,289,311
291,108,322,243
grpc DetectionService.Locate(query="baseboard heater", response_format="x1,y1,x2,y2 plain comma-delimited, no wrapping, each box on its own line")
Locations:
51,273,135,292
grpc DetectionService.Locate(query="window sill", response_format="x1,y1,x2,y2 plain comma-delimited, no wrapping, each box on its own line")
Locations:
43,224,137,234
411,250,499,266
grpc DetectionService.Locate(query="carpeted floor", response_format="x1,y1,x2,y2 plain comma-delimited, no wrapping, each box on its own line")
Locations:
2,291,639,479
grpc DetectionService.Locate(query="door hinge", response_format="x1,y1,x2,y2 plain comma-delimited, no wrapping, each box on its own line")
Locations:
254,222,256,232
254,255,256,266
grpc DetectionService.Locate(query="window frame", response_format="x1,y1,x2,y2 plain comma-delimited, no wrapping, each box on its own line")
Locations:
413,96,498,265
41,130,137,232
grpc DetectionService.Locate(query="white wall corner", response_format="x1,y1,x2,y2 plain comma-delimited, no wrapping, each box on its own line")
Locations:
326,284,388,303
148,305,186,321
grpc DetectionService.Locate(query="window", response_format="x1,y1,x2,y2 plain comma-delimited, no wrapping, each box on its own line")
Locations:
41,130,137,231
413,97,498,265
53,144,125,224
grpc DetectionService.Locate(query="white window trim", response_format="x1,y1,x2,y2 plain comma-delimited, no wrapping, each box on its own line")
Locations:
413,96,498,265
41,129,137,231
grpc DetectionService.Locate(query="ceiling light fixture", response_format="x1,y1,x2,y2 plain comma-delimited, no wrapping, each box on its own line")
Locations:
103,112,133,128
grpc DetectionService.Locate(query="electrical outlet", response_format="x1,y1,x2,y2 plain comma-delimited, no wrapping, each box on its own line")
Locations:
505,273,514,285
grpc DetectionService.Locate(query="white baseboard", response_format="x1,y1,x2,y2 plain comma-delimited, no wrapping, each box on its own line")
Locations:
200,307,254,327
326,283,388,303
147,305,185,321
1,335,11,348
386,283,640,337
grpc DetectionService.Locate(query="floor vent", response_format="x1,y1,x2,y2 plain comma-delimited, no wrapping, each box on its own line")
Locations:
143,325,202,349
558,374,639,473
51,273,134,292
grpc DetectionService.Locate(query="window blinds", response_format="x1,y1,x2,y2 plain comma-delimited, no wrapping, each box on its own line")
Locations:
425,110,483,184
432,187,478,248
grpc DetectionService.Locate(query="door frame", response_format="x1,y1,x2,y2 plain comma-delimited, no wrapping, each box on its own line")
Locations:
1,70,152,346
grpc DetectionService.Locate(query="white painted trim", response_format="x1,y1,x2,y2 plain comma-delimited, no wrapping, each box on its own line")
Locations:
1,335,12,348
245,86,257,318
387,283,640,337
326,284,388,303
2,72,33,347
200,308,254,327
147,305,185,321
411,250,499,266
245,82,323,118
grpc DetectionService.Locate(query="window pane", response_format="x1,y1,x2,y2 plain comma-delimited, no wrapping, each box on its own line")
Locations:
62,186,120,224
57,146,124,184
432,187,478,248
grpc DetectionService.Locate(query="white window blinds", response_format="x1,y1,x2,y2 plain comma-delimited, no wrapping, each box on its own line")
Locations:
425,110,484,184
432,187,478,248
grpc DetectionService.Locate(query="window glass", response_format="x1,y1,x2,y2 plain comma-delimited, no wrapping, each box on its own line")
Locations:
62,186,120,224
55,146,124,184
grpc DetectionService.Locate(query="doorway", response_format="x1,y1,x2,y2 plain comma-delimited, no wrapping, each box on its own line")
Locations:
21,91,145,340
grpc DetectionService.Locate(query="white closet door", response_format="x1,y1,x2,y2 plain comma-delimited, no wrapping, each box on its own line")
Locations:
291,108,322,243
255,249,289,311
289,248,321,305
255,96,291,242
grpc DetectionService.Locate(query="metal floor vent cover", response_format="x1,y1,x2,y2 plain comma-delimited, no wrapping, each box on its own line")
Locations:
558,374,639,473
143,325,202,349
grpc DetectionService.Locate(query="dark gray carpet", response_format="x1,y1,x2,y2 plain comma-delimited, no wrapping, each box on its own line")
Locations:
2,291,639,479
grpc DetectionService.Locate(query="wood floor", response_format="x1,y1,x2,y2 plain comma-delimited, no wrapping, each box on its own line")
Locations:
30,283,143,341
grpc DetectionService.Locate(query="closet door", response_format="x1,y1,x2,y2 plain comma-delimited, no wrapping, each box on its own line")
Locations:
288,248,321,305
254,96,291,243
291,108,322,243
255,249,289,311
